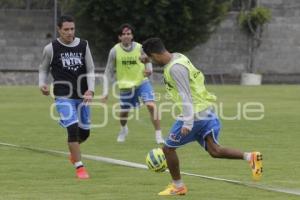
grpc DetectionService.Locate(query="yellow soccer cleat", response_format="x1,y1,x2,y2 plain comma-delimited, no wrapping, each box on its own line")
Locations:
158,183,188,196
250,152,263,181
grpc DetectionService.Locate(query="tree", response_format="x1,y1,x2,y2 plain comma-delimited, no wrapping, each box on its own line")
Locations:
67,0,232,59
238,0,271,73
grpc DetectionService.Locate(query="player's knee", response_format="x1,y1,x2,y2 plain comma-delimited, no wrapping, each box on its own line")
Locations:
79,128,90,143
207,145,222,158
146,102,157,113
206,134,222,158
67,123,79,142
120,111,129,118
146,101,155,108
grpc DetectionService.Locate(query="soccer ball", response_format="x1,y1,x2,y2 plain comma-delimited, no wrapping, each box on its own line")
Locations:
145,148,168,172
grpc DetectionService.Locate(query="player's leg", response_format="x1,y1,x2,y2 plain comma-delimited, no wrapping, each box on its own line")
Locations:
67,124,90,180
198,112,262,180
55,98,81,162
117,90,133,142
161,146,187,195
55,98,89,179
78,103,90,144
145,101,160,130
66,123,80,162
145,101,164,143
205,135,244,159
68,135,89,179
138,81,163,143
193,110,243,159
158,120,191,196
120,110,129,127
116,110,129,142
205,133,263,180
78,128,90,143
162,146,181,181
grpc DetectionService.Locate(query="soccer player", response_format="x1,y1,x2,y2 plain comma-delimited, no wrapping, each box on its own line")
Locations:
39,15,95,179
142,38,263,196
101,23,164,144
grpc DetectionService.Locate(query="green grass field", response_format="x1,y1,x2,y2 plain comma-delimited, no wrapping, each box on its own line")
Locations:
0,85,300,200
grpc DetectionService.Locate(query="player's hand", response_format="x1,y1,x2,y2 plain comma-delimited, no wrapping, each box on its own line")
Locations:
139,54,150,64
181,127,191,136
100,95,108,103
83,90,94,104
40,85,50,96
144,69,152,77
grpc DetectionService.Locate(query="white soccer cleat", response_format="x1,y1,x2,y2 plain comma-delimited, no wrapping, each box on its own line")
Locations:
117,127,128,142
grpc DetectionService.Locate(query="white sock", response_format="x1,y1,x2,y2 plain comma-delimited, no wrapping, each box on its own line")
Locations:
155,130,162,137
173,179,184,188
121,125,128,131
75,161,83,168
243,152,252,161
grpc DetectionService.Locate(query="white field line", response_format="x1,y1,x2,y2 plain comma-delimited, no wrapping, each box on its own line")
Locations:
1,142,300,196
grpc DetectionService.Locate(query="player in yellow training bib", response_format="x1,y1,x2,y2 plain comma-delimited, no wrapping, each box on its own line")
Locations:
142,37,263,196
102,24,164,144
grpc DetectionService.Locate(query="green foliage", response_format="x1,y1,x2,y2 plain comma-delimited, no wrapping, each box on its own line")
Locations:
238,6,272,73
238,6,272,35
66,0,232,59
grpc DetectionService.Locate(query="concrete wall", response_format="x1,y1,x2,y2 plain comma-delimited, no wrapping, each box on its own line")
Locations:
187,13,249,75
0,9,53,69
1,1,300,85
0,9,53,85
186,0,300,83
257,0,300,74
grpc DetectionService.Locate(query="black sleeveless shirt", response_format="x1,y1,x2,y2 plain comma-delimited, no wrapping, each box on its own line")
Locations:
50,39,88,99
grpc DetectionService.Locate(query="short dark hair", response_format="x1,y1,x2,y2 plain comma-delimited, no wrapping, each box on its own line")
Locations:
118,23,135,36
57,15,74,28
142,37,166,55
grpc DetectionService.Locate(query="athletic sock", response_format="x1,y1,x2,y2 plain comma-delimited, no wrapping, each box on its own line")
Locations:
173,179,184,188
74,161,84,169
243,152,252,162
121,125,128,132
155,130,162,137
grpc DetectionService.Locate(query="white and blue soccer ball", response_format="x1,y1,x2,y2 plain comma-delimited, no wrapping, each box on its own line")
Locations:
145,148,168,172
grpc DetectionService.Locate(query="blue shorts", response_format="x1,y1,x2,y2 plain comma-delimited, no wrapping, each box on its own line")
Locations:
119,80,155,110
165,112,221,150
55,98,90,129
